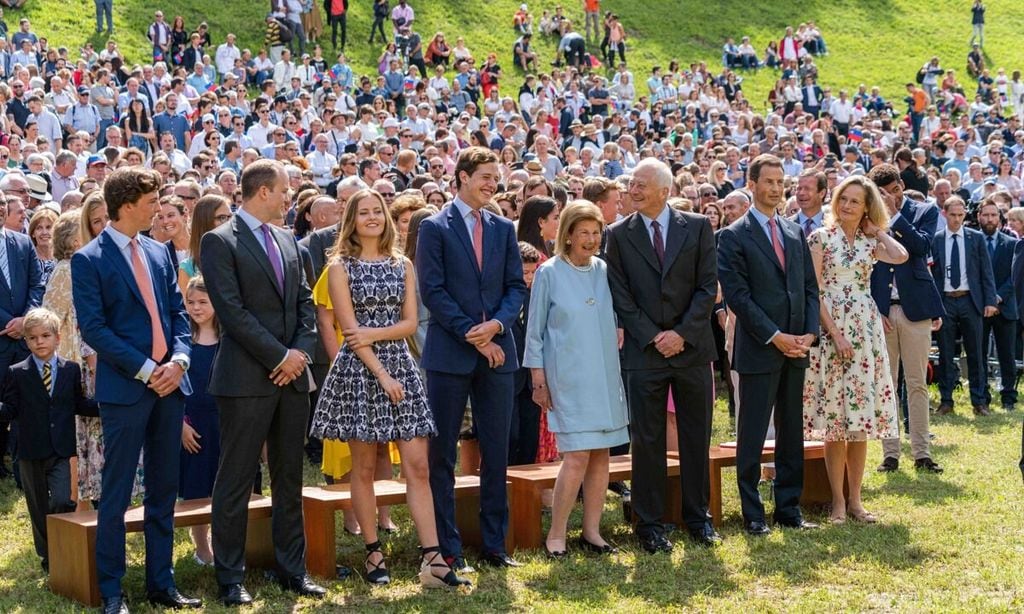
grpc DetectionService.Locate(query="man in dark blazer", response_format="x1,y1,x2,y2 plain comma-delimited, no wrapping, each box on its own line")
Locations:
801,75,823,117
868,164,947,474
416,147,526,570
71,167,196,614
1013,239,1024,482
202,159,325,606
977,197,1020,410
0,201,44,480
606,158,719,551
931,196,998,415
717,154,820,536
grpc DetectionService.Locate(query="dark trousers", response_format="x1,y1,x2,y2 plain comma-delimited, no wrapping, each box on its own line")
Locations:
369,16,387,44
937,295,986,405
95,391,184,598
428,361,513,556
626,365,713,535
508,380,540,465
212,387,309,585
736,364,806,524
983,313,1018,405
20,455,74,562
330,14,347,49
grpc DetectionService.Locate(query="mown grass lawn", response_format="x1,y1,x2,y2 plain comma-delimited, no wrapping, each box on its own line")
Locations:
2,382,1024,612
13,0,1024,112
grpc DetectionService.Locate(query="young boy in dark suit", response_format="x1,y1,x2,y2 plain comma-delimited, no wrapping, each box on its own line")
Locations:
0,307,97,572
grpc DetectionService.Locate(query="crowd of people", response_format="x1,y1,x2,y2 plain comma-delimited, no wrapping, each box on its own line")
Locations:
2,1,1024,612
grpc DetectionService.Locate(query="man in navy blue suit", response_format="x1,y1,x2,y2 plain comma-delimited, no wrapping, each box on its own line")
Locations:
931,196,998,416
0,196,44,480
868,164,946,474
72,167,197,614
416,146,526,570
977,196,1020,410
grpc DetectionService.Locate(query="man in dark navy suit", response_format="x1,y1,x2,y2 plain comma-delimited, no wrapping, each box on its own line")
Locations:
932,196,998,416
977,196,1019,410
72,167,197,614
416,146,526,570
869,164,946,474
718,154,820,536
0,196,44,480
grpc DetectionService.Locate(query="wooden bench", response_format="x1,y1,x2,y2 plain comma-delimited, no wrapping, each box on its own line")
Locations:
48,495,275,608
505,454,682,551
679,440,832,527
302,476,496,579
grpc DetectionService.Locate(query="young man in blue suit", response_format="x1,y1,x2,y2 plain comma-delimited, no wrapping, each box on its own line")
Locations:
976,196,1019,410
71,167,197,614
416,146,527,571
931,196,998,416
869,164,946,474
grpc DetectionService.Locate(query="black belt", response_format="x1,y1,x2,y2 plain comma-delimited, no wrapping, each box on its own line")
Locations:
945,291,969,298
890,299,900,306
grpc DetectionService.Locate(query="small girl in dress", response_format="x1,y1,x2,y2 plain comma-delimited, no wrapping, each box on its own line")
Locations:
179,277,221,566
309,189,469,588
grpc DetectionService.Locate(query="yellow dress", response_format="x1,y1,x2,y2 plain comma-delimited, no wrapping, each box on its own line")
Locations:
313,268,400,479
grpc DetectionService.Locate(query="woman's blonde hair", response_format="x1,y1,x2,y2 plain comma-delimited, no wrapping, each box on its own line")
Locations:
53,210,82,261
708,160,727,189
329,189,398,261
554,200,604,257
80,190,106,242
824,175,891,230
1007,206,1024,225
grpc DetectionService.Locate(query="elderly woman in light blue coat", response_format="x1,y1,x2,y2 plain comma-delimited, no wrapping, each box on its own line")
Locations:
524,201,629,559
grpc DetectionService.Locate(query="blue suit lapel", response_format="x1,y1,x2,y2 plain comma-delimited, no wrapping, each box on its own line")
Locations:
480,210,500,276
0,234,14,297
447,207,481,277
99,232,145,306
744,212,783,272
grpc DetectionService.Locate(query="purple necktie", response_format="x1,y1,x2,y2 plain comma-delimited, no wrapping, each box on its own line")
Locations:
260,224,285,293
804,217,814,236
651,220,665,267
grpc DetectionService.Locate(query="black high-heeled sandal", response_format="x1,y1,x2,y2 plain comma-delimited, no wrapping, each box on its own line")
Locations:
419,546,471,588
364,541,390,585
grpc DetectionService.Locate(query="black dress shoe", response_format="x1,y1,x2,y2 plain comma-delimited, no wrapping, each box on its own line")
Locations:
608,480,631,500
480,552,522,567
776,518,819,530
914,457,944,473
280,574,327,598
636,532,673,553
578,536,618,554
877,457,899,472
744,521,771,536
688,525,723,547
218,583,253,607
101,595,129,614
148,587,202,609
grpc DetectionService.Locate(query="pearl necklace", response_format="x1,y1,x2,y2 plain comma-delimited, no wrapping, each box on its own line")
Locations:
563,256,594,272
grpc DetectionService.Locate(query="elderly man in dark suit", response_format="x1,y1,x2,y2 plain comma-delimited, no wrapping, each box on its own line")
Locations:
718,154,820,536
201,159,325,606
931,196,998,416
0,197,44,481
606,158,719,552
976,196,1020,410
416,147,526,570
868,163,947,474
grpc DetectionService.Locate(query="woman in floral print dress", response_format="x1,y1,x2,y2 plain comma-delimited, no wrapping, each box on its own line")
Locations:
803,175,908,525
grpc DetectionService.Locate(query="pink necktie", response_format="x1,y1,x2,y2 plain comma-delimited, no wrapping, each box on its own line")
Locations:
471,210,483,270
129,238,168,362
768,217,786,268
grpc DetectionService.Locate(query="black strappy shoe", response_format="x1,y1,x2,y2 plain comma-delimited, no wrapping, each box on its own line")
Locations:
364,540,390,585
419,546,471,588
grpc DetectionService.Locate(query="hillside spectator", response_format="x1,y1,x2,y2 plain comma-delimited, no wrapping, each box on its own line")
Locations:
970,0,985,48
513,3,532,35
325,0,349,51
557,26,586,69
513,34,537,72
967,43,984,79
391,0,414,37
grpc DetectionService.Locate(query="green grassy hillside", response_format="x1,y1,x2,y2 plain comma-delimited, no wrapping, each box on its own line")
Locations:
16,0,1024,109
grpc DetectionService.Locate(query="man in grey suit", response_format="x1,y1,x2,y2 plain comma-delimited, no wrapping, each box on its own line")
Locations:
201,159,326,606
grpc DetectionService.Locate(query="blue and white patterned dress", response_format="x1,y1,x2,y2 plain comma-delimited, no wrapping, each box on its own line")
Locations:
309,256,436,443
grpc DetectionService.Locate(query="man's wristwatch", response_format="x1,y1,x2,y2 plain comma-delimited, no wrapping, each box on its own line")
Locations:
171,358,189,372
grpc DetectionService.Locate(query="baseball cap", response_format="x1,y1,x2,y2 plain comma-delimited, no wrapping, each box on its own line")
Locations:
87,154,107,167
77,86,89,95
